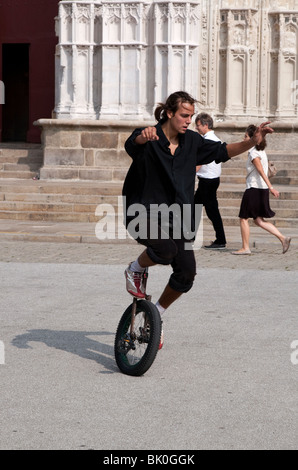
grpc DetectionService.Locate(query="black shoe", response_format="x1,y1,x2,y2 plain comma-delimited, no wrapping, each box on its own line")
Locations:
204,242,226,250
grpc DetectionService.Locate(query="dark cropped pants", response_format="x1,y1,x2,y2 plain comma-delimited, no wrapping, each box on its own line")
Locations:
127,219,196,293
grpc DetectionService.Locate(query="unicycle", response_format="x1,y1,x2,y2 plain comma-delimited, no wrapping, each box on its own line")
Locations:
114,269,162,376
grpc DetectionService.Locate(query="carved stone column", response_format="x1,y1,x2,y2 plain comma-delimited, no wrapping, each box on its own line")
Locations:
272,11,298,119
53,0,298,123
152,1,200,106
55,0,202,121
219,7,258,119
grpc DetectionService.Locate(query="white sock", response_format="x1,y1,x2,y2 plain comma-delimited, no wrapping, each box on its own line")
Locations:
130,259,145,272
155,301,166,316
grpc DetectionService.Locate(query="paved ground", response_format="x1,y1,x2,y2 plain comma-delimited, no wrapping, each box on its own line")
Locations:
0,223,297,451
0,236,297,270
0,219,297,269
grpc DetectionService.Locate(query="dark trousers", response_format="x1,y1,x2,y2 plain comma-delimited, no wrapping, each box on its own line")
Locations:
127,218,196,293
194,177,226,245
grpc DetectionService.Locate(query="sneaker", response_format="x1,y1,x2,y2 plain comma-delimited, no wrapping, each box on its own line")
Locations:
159,322,164,350
124,263,146,298
204,241,226,250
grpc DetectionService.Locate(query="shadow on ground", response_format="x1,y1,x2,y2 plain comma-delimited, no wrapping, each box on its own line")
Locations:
11,329,118,373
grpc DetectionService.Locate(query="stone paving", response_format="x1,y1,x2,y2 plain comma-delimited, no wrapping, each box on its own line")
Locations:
0,236,297,271
1,221,297,450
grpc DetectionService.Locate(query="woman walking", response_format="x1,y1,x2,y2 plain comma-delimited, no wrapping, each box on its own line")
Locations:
232,124,291,255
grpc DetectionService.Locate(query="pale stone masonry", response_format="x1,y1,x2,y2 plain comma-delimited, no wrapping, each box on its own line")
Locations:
53,0,298,122
36,119,136,180
34,118,298,180
34,0,298,180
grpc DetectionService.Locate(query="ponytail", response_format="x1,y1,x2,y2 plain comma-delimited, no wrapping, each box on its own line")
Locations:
154,91,197,123
154,103,166,122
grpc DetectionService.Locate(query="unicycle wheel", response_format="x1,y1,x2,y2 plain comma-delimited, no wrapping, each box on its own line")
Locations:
114,299,162,376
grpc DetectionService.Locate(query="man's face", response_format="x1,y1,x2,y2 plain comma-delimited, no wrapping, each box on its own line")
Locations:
196,120,209,136
167,101,194,134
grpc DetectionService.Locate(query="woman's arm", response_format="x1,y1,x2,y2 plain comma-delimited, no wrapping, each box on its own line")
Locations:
253,157,280,198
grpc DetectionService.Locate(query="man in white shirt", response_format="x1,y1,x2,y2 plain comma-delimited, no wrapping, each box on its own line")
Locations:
194,113,227,249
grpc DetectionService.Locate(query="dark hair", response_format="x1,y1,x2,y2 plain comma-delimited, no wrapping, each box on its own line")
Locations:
195,112,214,129
246,124,267,151
154,91,197,123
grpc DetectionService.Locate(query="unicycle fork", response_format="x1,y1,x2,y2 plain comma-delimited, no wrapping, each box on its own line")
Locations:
129,269,151,338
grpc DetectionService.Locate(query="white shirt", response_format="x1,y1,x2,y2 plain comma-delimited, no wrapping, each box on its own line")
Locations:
246,147,269,190
196,130,222,179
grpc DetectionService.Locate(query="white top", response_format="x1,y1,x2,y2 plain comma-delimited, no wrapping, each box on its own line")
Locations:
246,147,269,190
196,130,222,179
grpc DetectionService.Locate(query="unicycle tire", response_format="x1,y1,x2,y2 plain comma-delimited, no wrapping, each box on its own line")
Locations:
114,299,162,376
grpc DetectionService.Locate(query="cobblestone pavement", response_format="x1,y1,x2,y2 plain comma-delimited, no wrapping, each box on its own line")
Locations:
0,239,297,271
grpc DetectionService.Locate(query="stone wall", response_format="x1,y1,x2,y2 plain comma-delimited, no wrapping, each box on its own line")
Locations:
54,0,298,123
35,119,143,180
35,118,298,180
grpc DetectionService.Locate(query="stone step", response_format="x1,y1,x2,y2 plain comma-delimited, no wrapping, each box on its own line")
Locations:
39,166,127,181
39,166,298,184
217,186,298,199
2,179,296,200
1,200,297,227
2,208,295,228
0,200,99,213
267,153,298,161
2,191,294,209
0,142,42,152
217,197,298,208
213,206,298,219
0,179,123,195
203,216,298,229
0,210,99,223
0,144,43,179
1,197,296,221
2,192,119,205
0,153,43,164
0,175,297,227
0,170,38,179
2,163,42,172
221,164,298,174
220,174,298,185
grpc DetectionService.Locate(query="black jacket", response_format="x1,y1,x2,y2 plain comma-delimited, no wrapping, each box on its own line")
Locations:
122,122,229,233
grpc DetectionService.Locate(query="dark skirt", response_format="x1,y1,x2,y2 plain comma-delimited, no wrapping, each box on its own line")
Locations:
238,188,275,219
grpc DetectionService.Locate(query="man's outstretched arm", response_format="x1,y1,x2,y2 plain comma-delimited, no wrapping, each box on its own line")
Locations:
226,122,274,158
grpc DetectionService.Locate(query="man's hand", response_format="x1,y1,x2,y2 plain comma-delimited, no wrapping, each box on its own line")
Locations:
135,127,159,144
252,121,274,146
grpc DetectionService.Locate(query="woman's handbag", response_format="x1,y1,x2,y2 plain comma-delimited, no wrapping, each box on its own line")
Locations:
268,160,277,179
246,159,277,180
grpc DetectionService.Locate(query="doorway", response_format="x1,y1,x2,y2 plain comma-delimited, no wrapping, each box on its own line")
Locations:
2,44,29,141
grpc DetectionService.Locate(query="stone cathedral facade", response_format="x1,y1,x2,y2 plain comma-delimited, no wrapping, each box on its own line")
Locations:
54,0,298,123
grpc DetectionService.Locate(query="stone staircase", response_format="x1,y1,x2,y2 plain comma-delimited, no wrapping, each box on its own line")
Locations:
0,143,297,229
0,143,43,180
